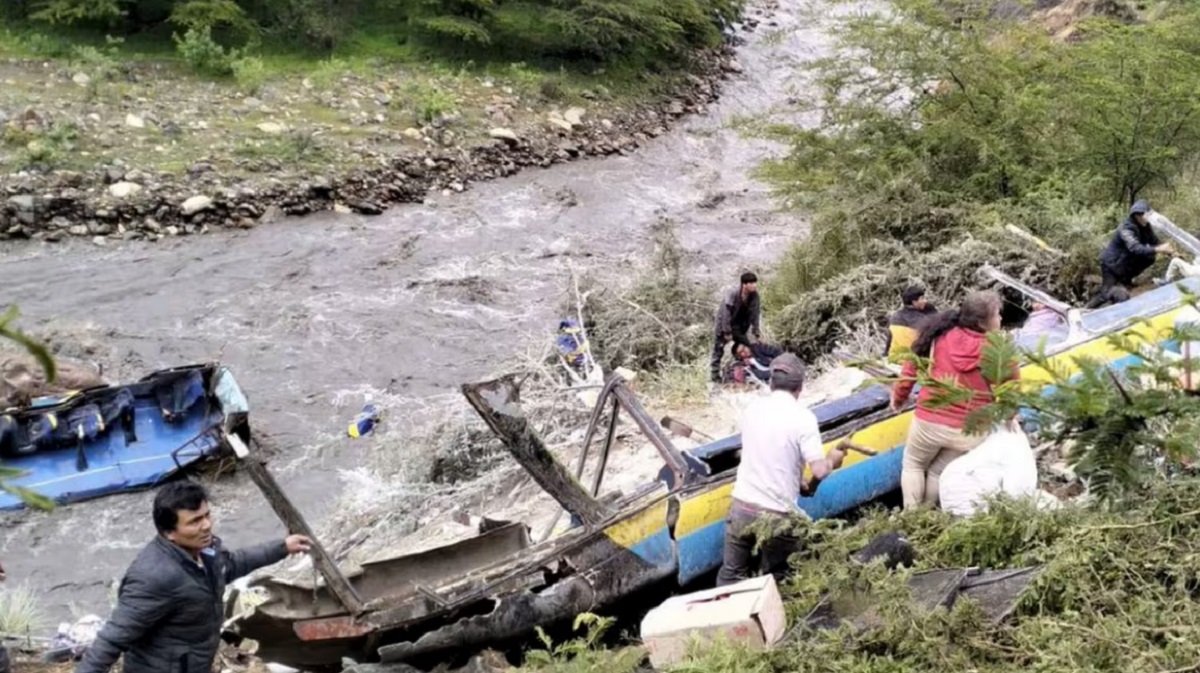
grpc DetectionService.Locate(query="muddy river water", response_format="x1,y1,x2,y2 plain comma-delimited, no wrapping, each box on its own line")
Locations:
0,0,844,626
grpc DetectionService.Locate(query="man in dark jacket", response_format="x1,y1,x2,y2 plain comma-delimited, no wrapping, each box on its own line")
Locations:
711,272,762,383
883,285,938,364
76,481,311,673
1086,200,1174,309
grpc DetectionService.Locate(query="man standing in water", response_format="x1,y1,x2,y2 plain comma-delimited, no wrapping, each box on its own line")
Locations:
77,481,312,673
711,272,763,384
716,354,845,586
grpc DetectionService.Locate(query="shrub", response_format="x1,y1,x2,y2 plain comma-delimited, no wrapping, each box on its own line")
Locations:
173,24,237,75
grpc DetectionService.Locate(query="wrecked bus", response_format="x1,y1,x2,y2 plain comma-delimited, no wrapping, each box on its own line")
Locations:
226,270,1200,670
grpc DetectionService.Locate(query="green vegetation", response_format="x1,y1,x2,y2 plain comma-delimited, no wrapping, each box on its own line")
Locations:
522,480,1200,673
0,0,735,180
1,0,737,79
758,0,1200,357
524,613,644,673
0,582,48,637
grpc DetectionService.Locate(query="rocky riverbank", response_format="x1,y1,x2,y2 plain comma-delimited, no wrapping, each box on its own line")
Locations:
0,21,760,243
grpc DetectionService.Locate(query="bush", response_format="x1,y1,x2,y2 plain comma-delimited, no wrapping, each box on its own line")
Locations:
410,0,741,63
645,480,1200,673
577,218,714,372
14,0,738,67
173,24,237,75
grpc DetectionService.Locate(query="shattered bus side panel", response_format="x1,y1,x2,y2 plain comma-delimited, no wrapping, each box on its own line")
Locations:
376,497,680,665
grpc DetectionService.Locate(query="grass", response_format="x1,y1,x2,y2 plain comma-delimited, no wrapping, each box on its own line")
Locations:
0,14,708,180
642,358,711,408
0,16,684,105
0,583,47,639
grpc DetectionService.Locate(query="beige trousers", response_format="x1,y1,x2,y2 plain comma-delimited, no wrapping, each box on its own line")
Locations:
901,416,988,509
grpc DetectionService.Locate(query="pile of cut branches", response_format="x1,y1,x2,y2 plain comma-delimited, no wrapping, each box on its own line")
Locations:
771,234,1082,361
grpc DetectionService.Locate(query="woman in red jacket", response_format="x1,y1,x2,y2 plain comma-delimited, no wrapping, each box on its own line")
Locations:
890,290,1017,509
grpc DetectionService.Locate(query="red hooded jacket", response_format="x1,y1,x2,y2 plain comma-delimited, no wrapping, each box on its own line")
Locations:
890,326,1019,429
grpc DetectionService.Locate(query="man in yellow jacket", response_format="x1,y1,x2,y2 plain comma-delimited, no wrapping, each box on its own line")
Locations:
883,285,938,364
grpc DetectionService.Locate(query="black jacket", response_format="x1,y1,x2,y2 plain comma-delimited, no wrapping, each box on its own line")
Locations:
715,286,761,338
76,535,287,673
1100,200,1160,284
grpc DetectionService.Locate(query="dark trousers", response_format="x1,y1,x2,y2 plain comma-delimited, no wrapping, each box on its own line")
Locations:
710,329,728,382
1086,265,1132,309
715,501,800,587
710,325,752,382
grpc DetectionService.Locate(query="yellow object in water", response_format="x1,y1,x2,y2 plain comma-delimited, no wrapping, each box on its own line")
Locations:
347,404,382,438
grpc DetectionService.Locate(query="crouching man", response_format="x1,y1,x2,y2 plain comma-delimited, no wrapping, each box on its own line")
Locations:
716,354,845,586
76,481,311,673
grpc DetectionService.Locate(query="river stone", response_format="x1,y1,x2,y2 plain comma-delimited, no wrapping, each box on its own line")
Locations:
7,195,34,212
547,115,573,132
261,205,283,224
72,72,91,87
488,128,519,146
125,113,145,128
181,195,213,216
257,122,285,135
108,182,142,199
563,107,586,126
92,236,106,246
402,128,423,140
68,224,87,236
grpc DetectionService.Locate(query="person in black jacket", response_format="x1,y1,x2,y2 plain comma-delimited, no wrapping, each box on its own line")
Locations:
76,481,311,673
711,272,762,383
1086,200,1174,309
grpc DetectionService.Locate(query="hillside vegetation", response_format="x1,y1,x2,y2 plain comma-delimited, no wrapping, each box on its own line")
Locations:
2,0,738,73
756,0,1200,358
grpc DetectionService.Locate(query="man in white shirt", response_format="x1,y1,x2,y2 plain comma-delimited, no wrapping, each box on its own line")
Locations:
716,353,845,586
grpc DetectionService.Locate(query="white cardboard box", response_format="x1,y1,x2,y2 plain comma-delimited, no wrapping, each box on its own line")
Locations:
639,575,787,668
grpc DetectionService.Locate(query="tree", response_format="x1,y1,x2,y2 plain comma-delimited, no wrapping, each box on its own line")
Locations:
30,0,132,25
1060,13,1200,205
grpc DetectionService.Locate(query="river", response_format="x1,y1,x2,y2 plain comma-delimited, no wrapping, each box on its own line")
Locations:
0,0,841,628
